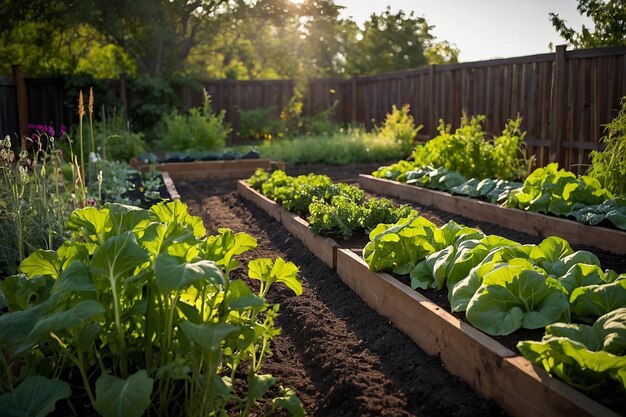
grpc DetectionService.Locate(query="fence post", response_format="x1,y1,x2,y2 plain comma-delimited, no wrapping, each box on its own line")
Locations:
351,73,358,123
119,73,128,122
428,65,436,137
11,65,28,146
550,45,567,165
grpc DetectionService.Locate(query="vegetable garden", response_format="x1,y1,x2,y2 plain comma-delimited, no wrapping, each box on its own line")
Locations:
1,80,625,417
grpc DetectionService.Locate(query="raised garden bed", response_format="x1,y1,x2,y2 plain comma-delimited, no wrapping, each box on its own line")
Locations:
236,178,620,417
358,174,626,255
130,158,285,180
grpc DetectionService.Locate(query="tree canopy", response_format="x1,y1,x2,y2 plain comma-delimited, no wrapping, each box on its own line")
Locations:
550,0,626,48
0,0,459,79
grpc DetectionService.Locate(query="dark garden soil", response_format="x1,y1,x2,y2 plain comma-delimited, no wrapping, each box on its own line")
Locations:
174,162,624,417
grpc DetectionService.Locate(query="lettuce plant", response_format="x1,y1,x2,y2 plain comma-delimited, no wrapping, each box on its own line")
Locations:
518,308,626,406
0,201,303,417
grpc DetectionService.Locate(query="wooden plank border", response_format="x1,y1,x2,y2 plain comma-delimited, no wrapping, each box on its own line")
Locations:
236,180,337,269
359,174,626,255
161,171,180,200
335,249,619,417
131,159,285,180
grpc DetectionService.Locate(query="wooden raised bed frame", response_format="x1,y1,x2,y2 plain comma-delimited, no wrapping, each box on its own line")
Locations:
235,179,619,417
131,159,286,181
359,174,626,255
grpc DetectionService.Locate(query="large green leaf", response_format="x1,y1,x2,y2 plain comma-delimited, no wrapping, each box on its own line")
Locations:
204,229,257,272
0,297,56,354
530,236,573,273
226,280,266,310
155,254,224,292
548,250,601,278
466,265,569,335
150,199,206,238
0,376,70,417
106,203,154,235
19,250,61,278
52,261,95,295
90,232,150,282
95,370,154,417
179,321,239,352
29,300,105,340
67,206,111,239
558,263,606,295
0,274,53,311
570,280,626,323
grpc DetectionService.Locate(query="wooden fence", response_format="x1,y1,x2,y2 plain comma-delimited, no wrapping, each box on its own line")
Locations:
1,45,625,171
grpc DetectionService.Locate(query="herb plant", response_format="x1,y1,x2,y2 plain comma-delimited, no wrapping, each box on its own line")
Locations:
0,200,304,417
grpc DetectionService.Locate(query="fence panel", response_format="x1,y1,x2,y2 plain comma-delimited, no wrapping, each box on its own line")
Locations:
0,78,18,139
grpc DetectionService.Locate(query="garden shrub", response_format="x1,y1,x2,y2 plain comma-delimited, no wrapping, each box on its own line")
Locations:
376,104,423,153
157,90,230,151
239,107,280,140
93,111,146,162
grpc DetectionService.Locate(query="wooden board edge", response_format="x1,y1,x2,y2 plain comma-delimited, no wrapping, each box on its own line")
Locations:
358,175,626,255
236,181,282,222
496,356,620,417
161,171,180,200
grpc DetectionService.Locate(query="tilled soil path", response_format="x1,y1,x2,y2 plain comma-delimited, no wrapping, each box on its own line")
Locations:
174,163,624,417
176,163,507,417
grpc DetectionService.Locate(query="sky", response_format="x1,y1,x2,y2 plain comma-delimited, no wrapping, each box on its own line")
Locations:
333,0,594,62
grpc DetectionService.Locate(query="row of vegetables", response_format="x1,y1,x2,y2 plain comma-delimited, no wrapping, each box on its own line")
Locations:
246,169,626,409
373,162,626,230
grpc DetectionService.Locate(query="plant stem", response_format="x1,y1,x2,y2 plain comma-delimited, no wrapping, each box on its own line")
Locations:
109,272,128,378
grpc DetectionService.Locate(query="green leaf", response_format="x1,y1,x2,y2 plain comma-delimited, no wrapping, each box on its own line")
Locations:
570,280,626,323
19,250,61,279
67,206,111,239
179,321,239,352
95,370,154,417
155,254,224,292
29,300,105,340
247,373,276,402
106,203,154,235
90,232,150,281
57,241,90,268
0,274,53,311
530,236,573,273
466,265,569,336
0,298,56,354
53,261,95,295
273,386,305,417
273,258,302,296
549,250,601,278
558,263,606,295
150,199,206,238
226,280,266,310
0,376,70,417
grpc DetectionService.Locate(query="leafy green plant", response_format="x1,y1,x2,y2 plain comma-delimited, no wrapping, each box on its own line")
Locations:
384,114,530,180
518,308,626,406
238,107,281,140
94,111,146,162
375,104,423,153
588,97,626,196
0,200,303,417
506,163,624,229
157,90,230,152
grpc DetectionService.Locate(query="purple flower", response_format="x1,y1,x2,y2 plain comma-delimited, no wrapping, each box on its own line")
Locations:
60,125,67,136
48,127,55,136
27,123,36,129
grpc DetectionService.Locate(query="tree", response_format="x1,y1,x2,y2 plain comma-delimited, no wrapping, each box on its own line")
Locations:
550,0,626,48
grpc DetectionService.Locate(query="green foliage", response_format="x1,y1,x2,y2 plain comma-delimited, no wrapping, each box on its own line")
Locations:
127,75,176,135
518,308,626,406
376,104,423,153
0,200,303,417
93,111,146,162
588,97,626,196
239,107,281,140
249,169,415,239
414,114,529,180
550,0,626,48
259,127,408,165
0,135,77,277
0,376,70,417
506,163,623,229
157,91,230,152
